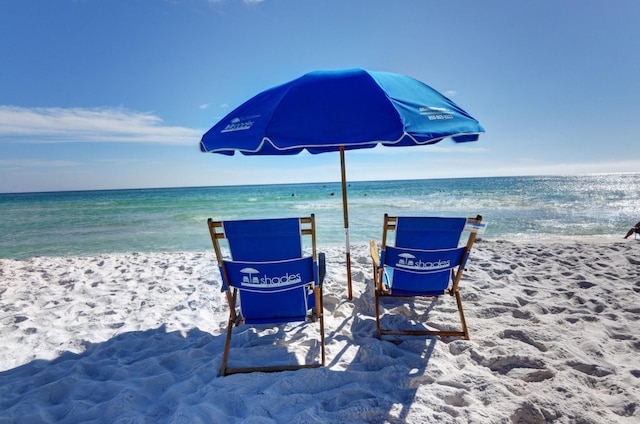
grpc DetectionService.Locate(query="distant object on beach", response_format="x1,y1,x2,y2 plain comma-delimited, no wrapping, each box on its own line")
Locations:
624,221,640,239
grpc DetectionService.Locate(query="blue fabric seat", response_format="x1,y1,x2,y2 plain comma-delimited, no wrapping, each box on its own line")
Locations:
208,215,325,376
370,214,483,340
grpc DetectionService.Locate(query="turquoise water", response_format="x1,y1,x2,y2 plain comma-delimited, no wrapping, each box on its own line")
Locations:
1,174,639,259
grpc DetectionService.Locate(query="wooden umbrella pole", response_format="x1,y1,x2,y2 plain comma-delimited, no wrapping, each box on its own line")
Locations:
340,145,353,300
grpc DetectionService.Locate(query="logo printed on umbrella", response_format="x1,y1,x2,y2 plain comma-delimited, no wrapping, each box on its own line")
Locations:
221,117,256,133
239,267,302,288
395,253,450,271
419,106,454,121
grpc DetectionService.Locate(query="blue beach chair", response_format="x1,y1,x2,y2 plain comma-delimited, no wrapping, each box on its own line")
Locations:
370,215,483,340
207,215,326,376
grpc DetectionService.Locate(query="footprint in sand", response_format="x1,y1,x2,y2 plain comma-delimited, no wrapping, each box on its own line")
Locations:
483,355,546,374
577,281,596,289
177,285,196,295
512,309,535,320
510,401,555,423
443,391,473,408
320,294,342,314
567,361,614,377
627,256,640,265
470,349,554,382
500,329,548,352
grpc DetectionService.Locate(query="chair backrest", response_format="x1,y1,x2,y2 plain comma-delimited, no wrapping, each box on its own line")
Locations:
380,215,481,295
394,216,466,249
208,216,318,324
223,217,303,261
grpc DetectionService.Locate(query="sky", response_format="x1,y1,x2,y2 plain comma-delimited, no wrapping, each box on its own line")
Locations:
1,0,639,193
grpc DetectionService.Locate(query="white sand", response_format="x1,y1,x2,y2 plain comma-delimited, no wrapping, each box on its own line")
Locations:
1,240,639,423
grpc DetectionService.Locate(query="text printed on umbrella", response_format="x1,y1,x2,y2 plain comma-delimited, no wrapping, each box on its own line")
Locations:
221,117,257,133
419,106,454,120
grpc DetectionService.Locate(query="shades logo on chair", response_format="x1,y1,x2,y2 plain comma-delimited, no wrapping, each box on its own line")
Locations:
395,253,450,271
240,267,302,288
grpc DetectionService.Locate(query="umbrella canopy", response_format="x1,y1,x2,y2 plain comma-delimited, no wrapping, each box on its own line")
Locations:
200,68,484,299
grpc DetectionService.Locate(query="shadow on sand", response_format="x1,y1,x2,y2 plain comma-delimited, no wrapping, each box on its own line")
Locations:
1,280,447,423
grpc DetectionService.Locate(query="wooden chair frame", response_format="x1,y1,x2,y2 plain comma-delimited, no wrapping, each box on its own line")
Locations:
370,214,483,340
208,215,325,376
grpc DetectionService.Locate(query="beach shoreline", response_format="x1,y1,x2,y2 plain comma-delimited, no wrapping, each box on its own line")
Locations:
1,239,639,422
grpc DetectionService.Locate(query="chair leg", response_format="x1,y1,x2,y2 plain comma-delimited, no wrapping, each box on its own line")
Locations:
375,289,381,339
376,292,469,340
221,307,325,376
454,290,470,340
319,316,326,367
220,318,234,376
317,286,326,367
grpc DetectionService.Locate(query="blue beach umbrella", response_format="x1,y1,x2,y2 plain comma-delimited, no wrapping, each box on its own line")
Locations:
200,68,484,299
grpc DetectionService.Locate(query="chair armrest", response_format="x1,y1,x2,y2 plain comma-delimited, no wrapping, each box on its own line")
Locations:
370,239,380,269
318,252,326,286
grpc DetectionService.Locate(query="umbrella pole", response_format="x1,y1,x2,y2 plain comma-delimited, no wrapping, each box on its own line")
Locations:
340,145,353,300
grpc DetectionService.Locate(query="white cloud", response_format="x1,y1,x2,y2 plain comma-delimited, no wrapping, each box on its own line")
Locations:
349,143,488,156
0,159,79,168
479,159,640,178
0,106,202,145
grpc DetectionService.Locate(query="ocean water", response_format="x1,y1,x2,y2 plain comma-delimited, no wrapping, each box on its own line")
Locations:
1,174,639,259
